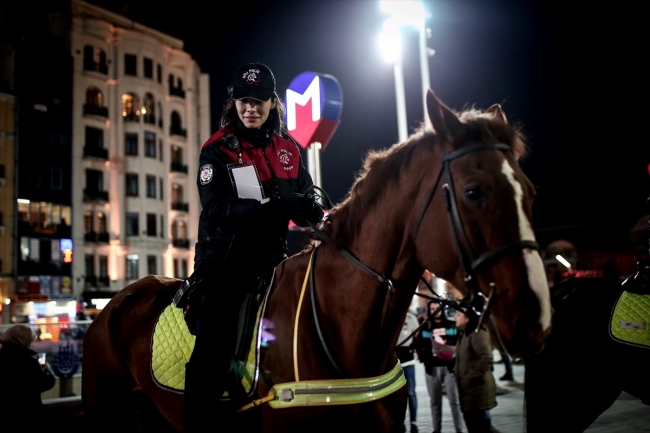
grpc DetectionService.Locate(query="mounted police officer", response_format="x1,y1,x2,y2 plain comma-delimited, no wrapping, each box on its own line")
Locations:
175,62,324,431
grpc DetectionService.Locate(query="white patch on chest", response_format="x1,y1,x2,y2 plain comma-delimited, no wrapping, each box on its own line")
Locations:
501,160,551,331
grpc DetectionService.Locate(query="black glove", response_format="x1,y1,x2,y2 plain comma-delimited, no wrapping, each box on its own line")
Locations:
278,195,324,228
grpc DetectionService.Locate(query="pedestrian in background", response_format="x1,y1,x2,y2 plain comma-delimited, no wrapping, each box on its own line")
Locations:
0,324,56,431
397,308,421,433
416,300,464,433
454,301,497,433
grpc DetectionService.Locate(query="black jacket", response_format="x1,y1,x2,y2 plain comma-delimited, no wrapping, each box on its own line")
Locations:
415,317,459,374
195,124,313,266
0,341,56,422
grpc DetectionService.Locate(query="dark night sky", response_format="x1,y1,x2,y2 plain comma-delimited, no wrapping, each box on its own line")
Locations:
90,0,648,242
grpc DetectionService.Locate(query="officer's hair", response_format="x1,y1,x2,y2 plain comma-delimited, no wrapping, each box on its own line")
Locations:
219,89,286,135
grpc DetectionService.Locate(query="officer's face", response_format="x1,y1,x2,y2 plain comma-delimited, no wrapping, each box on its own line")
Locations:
236,97,275,129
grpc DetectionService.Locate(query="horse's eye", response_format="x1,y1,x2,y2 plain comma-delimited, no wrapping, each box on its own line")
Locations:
466,186,486,203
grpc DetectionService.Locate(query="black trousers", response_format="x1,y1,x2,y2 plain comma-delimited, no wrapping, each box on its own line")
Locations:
183,267,265,432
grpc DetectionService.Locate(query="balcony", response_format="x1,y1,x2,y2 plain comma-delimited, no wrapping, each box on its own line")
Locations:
83,61,108,75
171,202,189,212
83,189,109,202
123,112,140,123
83,146,108,160
98,276,110,287
170,125,187,137
83,104,109,117
169,86,186,99
172,238,190,249
84,275,97,289
84,231,109,243
170,162,188,174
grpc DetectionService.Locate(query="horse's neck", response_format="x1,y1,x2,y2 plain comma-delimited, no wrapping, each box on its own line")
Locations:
313,244,420,377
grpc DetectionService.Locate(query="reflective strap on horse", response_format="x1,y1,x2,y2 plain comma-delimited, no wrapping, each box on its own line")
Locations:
258,362,405,409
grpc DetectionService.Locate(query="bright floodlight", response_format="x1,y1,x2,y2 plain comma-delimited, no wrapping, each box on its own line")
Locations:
379,17,402,63
555,254,571,269
379,0,425,28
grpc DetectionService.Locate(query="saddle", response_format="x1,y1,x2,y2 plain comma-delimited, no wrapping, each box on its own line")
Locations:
609,274,650,348
150,279,272,399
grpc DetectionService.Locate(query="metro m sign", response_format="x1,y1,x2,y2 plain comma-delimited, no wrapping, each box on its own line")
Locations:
285,72,342,150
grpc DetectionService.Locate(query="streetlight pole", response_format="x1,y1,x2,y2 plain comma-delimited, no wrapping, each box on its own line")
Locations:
380,1,431,134
418,23,431,130
380,17,408,143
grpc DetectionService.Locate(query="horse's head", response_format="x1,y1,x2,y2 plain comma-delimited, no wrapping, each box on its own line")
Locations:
417,90,551,358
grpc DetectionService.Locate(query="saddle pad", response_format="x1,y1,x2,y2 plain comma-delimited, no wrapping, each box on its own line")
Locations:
151,303,263,395
610,290,650,348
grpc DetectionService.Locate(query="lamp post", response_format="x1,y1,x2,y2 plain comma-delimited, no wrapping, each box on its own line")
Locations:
379,17,408,143
379,1,432,133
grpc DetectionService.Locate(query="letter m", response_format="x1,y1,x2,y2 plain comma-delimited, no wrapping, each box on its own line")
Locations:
286,76,320,132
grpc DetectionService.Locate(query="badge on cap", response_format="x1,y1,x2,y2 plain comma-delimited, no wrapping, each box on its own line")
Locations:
242,69,261,85
200,164,213,185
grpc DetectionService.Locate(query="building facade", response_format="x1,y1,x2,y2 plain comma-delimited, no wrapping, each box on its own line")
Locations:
0,0,209,323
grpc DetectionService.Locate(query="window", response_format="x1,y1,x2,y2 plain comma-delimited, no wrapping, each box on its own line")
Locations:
170,111,185,136
146,213,156,237
85,254,95,277
144,132,156,157
126,254,139,279
84,211,93,235
51,167,62,190
86,169,103,191
171,145,183,164
143,93,155,124
29,164,41,186
158,139,163,161
126,173,138,197
159,178,164,200
160,215,164,238
125,132,138,155
85,126,104,148
124,54,137,76
173,258,179,278
83,45,107,73
144,57,153,78
181,259,188,279
122,93,140,121
171,183,183,203
157,64,162,83
147,255,157,275
126,212,139,236
97,211,106,233
157,102,163,129
146,175,156,198
86,87,103,107
99,256,108,278
172,220,187,239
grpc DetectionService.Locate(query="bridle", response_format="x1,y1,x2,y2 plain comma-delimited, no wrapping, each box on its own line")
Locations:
305,142,540,374
413,142,540,309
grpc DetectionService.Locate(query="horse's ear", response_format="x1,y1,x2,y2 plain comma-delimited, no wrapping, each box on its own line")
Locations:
486,104,508,124
426,89,463,141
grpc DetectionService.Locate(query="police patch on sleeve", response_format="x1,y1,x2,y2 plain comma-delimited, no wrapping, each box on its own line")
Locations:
199,164,213,185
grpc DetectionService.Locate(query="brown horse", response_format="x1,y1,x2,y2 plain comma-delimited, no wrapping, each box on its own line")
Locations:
81,90,551,432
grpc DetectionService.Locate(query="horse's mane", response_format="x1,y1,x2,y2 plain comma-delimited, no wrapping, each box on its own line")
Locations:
321,108,527,245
